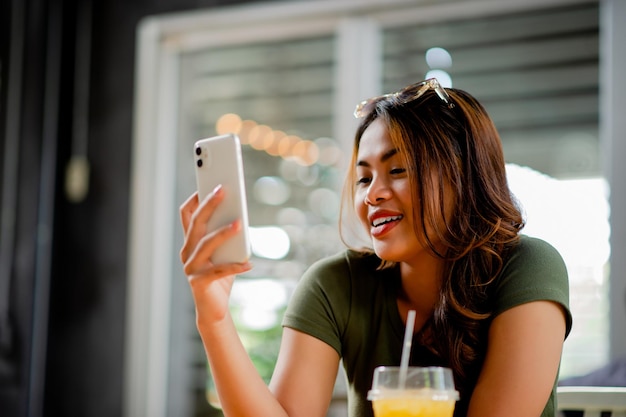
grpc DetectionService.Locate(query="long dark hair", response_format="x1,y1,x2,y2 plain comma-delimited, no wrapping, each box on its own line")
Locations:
340,86,524,398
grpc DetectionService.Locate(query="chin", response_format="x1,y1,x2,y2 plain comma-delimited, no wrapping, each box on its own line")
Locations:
371,243,405,263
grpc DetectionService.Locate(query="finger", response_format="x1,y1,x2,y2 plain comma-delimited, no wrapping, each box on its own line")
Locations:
186,186,225,242
188,261,252,286
182,219,242,273
180,186,226,262
190,185,224,230
180,192,200,233
194,219,243,266
179,193,201,264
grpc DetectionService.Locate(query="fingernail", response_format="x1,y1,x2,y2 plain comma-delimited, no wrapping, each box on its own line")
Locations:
212,184,223,195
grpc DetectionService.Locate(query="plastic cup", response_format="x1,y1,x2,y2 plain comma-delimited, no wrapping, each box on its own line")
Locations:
367,366,459,417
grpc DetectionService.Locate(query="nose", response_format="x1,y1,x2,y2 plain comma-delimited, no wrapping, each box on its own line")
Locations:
365,176,392,205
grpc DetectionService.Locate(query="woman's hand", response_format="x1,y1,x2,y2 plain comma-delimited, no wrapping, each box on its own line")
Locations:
179,186,252,326
180,188,290,417
180,187,339,417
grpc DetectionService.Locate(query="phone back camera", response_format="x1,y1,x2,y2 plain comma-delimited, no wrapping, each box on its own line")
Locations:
195,146,202,156
197,159,203,167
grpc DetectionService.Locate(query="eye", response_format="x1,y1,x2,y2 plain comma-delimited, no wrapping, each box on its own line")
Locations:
390,167,406,175
355,167,371,185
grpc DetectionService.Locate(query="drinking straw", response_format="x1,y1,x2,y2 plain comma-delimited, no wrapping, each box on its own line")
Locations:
398,309,416,389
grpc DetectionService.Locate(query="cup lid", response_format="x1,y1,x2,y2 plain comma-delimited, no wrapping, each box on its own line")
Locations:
367,387,460,401
368,366,460,401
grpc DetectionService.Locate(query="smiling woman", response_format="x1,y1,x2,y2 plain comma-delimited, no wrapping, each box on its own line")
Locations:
180,78,571,417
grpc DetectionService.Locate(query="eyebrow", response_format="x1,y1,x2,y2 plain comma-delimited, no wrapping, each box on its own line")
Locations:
356,148,399,167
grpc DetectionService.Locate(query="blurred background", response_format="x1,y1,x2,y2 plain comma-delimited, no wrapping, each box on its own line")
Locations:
1,0,625,416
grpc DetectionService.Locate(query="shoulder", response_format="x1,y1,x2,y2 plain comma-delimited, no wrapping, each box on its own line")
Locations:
503,235,567,276
290,249,387,311
301,249,381,283
493,235,572,334
282,250,383,354
303,250,352,276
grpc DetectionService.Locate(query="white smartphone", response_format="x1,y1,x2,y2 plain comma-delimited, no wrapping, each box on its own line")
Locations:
194,133,251,264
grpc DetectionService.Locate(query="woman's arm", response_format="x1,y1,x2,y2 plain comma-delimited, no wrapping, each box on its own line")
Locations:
270,328,341,417
180,190,339,417
467,300,567,417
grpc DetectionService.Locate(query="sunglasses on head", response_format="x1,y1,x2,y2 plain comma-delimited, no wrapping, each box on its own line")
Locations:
353,78,454,118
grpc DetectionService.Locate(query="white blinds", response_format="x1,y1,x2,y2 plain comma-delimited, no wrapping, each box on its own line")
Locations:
381,3,599,178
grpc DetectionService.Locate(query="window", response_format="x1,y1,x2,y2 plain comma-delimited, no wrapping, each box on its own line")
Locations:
128,2,606,416
378,3,605,379
172,35,343,416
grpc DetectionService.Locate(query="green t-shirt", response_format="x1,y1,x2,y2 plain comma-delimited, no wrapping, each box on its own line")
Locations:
282,235,572,417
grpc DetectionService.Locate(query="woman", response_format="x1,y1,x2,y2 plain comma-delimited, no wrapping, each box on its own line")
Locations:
179,78,572,417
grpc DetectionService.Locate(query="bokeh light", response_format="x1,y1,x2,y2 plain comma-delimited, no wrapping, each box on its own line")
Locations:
215,113,243,135
424,69,452,87
308,188,340,221
253,176,291,206
425,47,452,69
214,113,324,166
231,279,288,330
249,226,291,260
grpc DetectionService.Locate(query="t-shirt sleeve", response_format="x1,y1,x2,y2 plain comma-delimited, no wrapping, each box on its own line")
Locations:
492,235,573,338
282,252,352,355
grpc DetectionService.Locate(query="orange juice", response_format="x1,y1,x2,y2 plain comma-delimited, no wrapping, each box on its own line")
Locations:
368,367,459,417
372,395,456,417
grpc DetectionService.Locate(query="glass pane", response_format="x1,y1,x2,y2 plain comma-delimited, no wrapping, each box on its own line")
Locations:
169,35,342,416
381,3,606,379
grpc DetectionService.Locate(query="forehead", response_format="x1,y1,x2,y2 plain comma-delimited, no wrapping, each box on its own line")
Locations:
356,119,396,161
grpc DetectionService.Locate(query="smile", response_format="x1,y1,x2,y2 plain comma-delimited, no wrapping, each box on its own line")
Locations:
371,215,403,227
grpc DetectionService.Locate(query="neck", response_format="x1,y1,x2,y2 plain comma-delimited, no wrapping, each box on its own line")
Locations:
397,252,444,328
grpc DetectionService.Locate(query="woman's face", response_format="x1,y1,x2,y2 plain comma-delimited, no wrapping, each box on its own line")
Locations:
354,118,428,262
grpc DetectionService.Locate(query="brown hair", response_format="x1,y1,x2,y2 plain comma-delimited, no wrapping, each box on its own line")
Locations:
340,86,524,397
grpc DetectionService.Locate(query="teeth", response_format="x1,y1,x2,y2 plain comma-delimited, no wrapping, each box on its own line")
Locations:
372,215,402,227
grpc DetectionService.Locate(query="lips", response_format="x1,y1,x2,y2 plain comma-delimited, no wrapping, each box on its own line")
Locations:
369,210,404,237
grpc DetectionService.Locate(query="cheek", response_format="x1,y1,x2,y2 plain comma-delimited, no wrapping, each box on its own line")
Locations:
395,180,415,211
